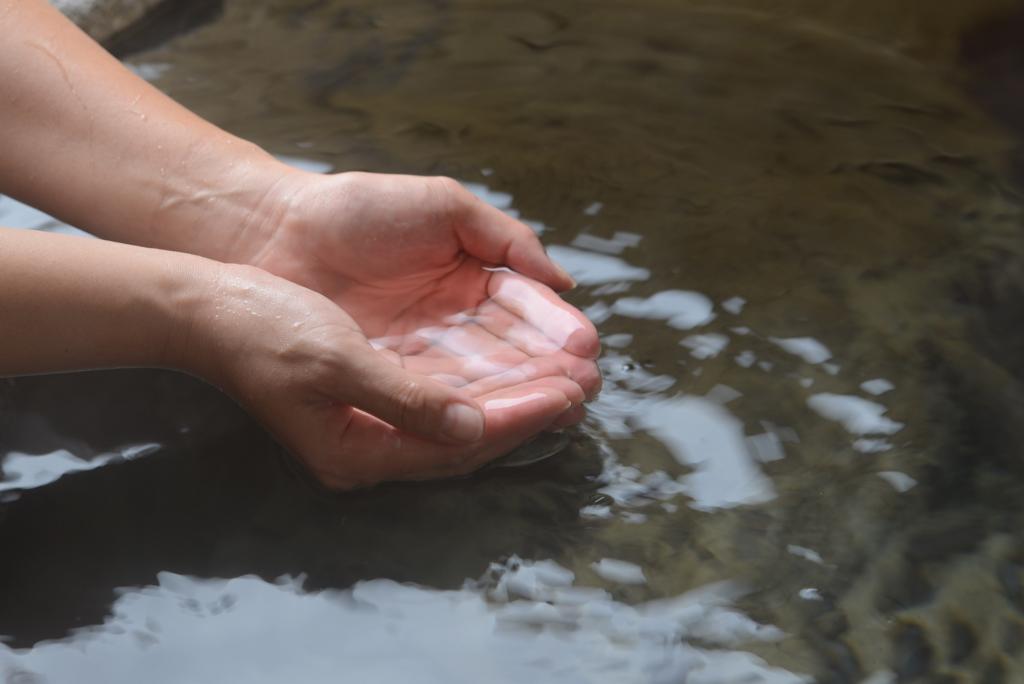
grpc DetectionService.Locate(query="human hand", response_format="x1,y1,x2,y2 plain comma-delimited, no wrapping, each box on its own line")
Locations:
187,263,592,489
239,170,602,424
244,171,589,344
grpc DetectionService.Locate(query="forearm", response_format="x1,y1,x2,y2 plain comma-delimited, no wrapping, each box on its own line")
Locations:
0,226,212,376
0,0,293,261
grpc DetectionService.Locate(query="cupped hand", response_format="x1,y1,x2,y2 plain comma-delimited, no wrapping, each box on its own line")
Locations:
193,259,597,489
229,171,601,479
252,171,600,383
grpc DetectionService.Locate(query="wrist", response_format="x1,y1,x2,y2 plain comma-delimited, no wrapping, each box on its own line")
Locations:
148,141,305,264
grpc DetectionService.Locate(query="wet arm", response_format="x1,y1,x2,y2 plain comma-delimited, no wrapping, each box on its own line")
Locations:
0,226,213,375
0,0,290,261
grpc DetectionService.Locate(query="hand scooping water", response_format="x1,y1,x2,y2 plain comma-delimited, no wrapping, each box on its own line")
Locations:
368,267,601,468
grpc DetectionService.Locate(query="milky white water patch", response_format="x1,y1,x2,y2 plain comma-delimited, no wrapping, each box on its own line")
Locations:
786,546,824,565
583,201,603,216
0,560,809,684
768,337,832,365
485,393,549,410
583,300,613,324
612,290,715,330
681,333,729,359
571,231,643,255
746,432,785,462
463,182,517,216
547,245,650,285
860,378,895,396
592,559,647,585
807,394,903,435
0,195,90,236
602,333,634,348
853,438,892,454
636,396,776,510
705,384,742,405
274,154,332,174
877,471,917,492
721,297,746,315
0,444,160,493
735,350,757,368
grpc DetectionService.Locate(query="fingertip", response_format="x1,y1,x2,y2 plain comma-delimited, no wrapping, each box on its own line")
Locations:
440,400,486,443
549,261,576,292
566,325,602,359
548,404,586,430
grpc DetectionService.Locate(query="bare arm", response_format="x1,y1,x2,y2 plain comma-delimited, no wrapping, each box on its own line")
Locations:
0,226,210,375
0,0,291,261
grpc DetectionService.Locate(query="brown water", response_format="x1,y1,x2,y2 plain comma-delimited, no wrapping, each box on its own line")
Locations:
4,1,1024,681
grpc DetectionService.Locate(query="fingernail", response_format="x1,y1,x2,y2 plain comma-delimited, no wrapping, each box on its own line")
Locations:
554,264,576,289
442,402,485,442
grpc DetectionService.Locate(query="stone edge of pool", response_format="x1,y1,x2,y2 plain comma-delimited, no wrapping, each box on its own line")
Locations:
53,0,223,57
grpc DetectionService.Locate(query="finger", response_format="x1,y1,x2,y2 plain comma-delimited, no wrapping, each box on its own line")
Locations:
472,299,564,355
336,343,485,445
428,373,470,387
398,318,600,397
421,376,586,477
486,271,601,358
468,301,602,396
452,183,575,292
459,351,601,400
460,356,570,397
326,377,582,486
399,326,529,381
548,404,587,430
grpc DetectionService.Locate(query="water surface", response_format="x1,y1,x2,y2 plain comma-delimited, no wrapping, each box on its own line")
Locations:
4,1,1024,681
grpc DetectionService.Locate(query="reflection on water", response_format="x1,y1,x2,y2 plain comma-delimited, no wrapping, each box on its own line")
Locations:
5,0,1024,681
0,560,808,684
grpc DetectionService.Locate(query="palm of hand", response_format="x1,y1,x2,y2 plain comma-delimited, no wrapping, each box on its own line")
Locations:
251,172,600,486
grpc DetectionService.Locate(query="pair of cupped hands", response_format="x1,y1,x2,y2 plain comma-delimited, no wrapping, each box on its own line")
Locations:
196,171,601,489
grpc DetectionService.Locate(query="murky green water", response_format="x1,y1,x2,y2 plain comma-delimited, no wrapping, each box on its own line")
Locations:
4,1,1024,681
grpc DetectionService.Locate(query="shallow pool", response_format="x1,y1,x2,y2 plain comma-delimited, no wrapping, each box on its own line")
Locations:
4,1,1024,681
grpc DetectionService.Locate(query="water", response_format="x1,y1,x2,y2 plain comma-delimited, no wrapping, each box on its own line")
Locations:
4,0,1024,681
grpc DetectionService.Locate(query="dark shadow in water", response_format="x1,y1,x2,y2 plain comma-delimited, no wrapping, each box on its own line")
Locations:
961,8,1024,185
0,370,600,647
103,0,225,59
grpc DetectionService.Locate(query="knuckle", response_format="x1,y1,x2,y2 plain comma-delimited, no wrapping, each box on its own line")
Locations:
431,176,472,216
391,379,430,430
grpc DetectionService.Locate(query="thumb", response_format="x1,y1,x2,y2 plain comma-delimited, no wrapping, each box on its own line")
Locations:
338,345,485,443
